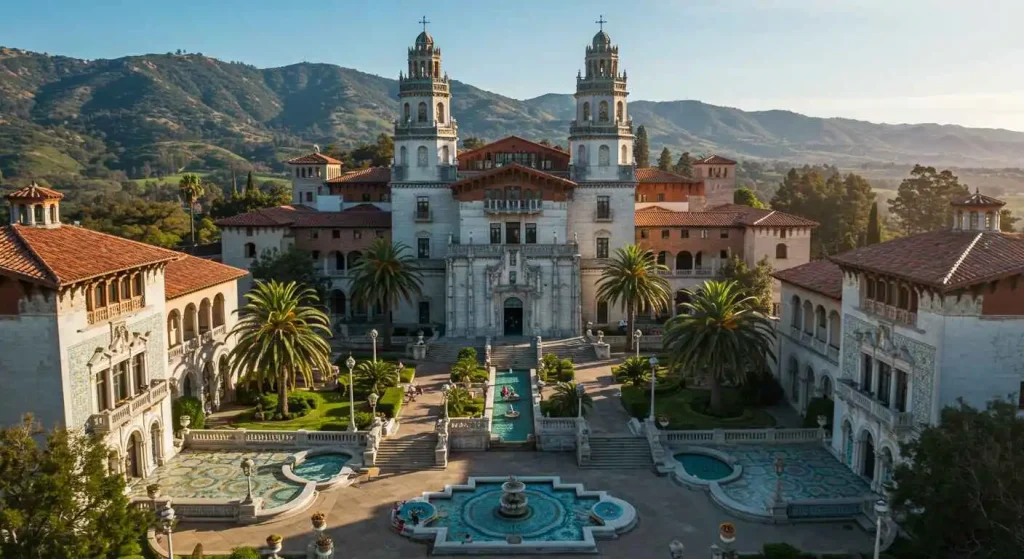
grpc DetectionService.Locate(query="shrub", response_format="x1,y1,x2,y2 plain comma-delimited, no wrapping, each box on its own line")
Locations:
620,386,649,418
614,356,651,387
257,393,278,411
354,411,374,430
117,542,142,556
457,347,478,362
377,386,404,418
762,542,802,559
228,548,262,559
556,359,575,382
173,396,205,431
803,397,835,429
539,353,561,381
190,542,205,558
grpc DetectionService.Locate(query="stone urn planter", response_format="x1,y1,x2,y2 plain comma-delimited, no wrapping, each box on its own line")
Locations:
266,534,282,552
311,511,327,531
315,534,333,557
146,483,160,500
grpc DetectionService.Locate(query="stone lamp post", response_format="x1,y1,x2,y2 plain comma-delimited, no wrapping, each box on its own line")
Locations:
240,457,256,504
648,356,659,422
575,384,586,419
346,355,357,432
158,501,176,559
634,329,642,359
767,454,787,521
368,392,379,418
873,499,889,559
370,328,379,362
442,383,452,419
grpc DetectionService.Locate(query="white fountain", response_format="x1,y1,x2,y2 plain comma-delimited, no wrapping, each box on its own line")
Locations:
498,475,529,518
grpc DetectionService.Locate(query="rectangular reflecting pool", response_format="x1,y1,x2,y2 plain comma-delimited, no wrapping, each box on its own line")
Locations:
491,369,534,442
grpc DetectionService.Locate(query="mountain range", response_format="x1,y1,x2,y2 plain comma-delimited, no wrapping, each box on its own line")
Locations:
3,45,1024,181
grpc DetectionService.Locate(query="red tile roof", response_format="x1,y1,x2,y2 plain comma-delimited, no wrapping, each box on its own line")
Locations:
774,260,843,300
450,163,576,191
286,152,343,165
164,255,248,299
0,224,179,288
291,209,392,228
6,184,64,201
326,167,391,184
830,230,1024,291
213,205,316,227
951,189,1005,207
458,135,570,160
635,205,817,228
694,154,737,165
635,168,698,184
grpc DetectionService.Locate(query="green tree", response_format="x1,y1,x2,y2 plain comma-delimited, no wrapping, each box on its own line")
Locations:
209,182,291,219
889,400,1024,558
888,164,969,235
245,170,256,193
76,199,191,248
616,356,652,388
450,357,479,384
538,139,552,146
634,126,650,167
0,416,149,558
719,256,774,315
348,238,424,349
546,381,594,418
355,359,398,395
733,187,766,209
227,281,333,415
866,202,882,245
1000,209,1019,232
657,148,673,171
673,151,693,178
462,137,485,150
771,167,875,256
445,387,473,417
250,246,327,295
596,244,671,350
178,173,204,246
350,133,394,167
662,280,775,413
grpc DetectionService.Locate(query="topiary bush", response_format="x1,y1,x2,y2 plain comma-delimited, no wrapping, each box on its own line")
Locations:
228,547,262,559
173,396,205,431
376,386,404,418
457,347,478,362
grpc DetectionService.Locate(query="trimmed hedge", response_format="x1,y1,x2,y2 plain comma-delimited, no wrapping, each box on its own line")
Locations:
252,392,321,421
377,386,404,418
173,396,205,431
228,548,262,559
400,367,416,384
457,347,478,362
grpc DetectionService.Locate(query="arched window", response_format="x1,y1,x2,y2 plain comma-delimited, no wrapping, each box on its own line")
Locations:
34,205,44,223
598,101,609,122
399,146,408,166
802,300,814,334
985,211,994,230
331,290,346,316
969,211,979,230
49,205,57,224
244,243,256,258
433,60,439,77
18,205,28,224
656,251,667,266
695,251,703,268
815,305,827,341
866,277,875,299
577,144,586,164
183,303,197,341
167,310,181,347
347,251,362,269
417,146,428,167
108,282,119,304
898,286,910,309
417,102,427,122
436,102,444,124
583,102,591,121
877,280,888,304
776,243,788,259
599,59,606,75
198,298,211,333
616,101,624,122
676,251,693,271
598,145,610,167
790,295,801,328
418,60,425,77
620,145,628,164
403,103,410,122
828,311,840,348
441,145,450,164
333,250,345,271
957,210,964,228
213,294,225,327
93,284,106,308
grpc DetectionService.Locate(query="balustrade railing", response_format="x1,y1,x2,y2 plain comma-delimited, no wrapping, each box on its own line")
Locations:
661,427,824,445
89,379,169,433
446,243,578,259
835,381,914,432
87,296,144,325
184,428,368,449
483,198,543,213
537,417,578,432
861,298,917,327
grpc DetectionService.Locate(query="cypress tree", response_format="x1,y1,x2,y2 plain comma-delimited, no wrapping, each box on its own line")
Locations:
674,151,693,178
866,202,882,245
657,148,673,171
634,125,650,167
245,171,256,193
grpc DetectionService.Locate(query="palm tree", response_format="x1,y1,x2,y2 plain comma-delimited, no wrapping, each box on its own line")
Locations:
546,381,594,418
450,357,478,384
596,244,671,350
178,173,204,246
349,238,423,348
445,387,473,417
227,280,333,415
616,355,652,388
355,360,398,396
662,280,775,414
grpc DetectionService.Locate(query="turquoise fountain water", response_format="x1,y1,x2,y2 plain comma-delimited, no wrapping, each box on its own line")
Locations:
292,452,352,483
491,369,534,442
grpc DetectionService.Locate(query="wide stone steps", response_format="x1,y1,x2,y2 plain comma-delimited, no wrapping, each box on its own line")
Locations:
489,343,535,370
542,337,598,364
374,436,442,471
581,436,654,469
425,338,486,364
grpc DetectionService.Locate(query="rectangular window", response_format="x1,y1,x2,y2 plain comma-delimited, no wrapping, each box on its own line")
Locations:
246,227,253,237
509,250,517,266
861,354,873,392
133,354,146,395
332,229,340,239
720,250,728,260
596,238,609,259
681,229,689,239
657,193,665,202
312,250,320,260
636,194,647,202
380,193,390,202
490,224,502,244
96,373,109,412
720,229,729,238
416,196,430,219
113,361,129,402
311,231,319,239
417,238,430,259
640,229,649,239
877,362,892,405
701,229,709,239
597,196,610,219
354,230,362,240
780,229,787,239
305,192,313,202
897,370,910,412
661,230,670,239
525,223,537,244
597,300,609,324
506,222,521,244
419,301,430,324
509,271,517,285
375,230,384,239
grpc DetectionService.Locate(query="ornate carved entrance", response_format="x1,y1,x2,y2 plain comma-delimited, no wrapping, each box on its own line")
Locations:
504,297,524,336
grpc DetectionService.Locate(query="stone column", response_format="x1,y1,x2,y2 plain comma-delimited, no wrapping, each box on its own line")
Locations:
551,258,561,337
446,258,455,333
888,371,899,410
467,258,475,335
571,256,581,336
105,368,116,410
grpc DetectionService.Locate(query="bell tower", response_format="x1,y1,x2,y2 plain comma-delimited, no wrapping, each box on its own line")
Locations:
568,16,634,183
393,17,458,184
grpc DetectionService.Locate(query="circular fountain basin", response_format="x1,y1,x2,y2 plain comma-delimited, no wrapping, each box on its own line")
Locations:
671,447,742,487
282,449,358,490
591,501,624,524
397,500,438,526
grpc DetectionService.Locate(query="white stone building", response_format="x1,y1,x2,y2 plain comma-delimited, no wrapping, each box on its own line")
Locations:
0,185,246,480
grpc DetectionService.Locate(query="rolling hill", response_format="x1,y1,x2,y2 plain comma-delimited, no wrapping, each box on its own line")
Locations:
2,45,1024,181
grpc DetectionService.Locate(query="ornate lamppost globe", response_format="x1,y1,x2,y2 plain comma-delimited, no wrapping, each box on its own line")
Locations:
345,355,356,370
241,457,255,476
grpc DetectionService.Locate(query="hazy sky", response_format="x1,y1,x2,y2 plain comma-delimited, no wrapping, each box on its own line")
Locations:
4,0,1023,131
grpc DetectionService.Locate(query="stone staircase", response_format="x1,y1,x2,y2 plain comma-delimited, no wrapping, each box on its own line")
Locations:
580,435,654,470
489,340,536,370
373,434,442,472
425,337,486,364
541,337,598,364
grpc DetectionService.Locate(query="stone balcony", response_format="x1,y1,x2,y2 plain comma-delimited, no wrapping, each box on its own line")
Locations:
663,268,720,279
446,243,579,259
483,198,543,214
87,296,144,325
860,298,917,327
835,379,913,433
786,325,840,365
88,379,169,434
167,325,227,364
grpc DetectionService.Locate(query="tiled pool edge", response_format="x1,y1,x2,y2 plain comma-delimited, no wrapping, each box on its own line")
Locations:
281,447,363,491
393,476,638,555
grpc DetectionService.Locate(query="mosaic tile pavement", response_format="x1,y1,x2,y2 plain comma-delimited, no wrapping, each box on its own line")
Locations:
131,450,304,510
708,445,874,511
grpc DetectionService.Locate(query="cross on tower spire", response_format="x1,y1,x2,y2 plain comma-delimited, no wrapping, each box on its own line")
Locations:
595,15,607,31
419,16,430,32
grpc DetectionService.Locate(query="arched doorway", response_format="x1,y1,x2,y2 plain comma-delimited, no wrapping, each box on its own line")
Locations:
842,421,854,467
861,430,876,481
150,422,162,466
820,375,833,399
126,431,143,478
218,354,231,403
675,290,691,315
504,297,524,336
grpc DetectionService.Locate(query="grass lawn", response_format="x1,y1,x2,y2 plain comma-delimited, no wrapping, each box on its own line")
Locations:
621,385,776,430
230,390,367,431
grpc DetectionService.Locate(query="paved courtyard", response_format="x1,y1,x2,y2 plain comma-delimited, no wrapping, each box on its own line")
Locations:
159,359,876,557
